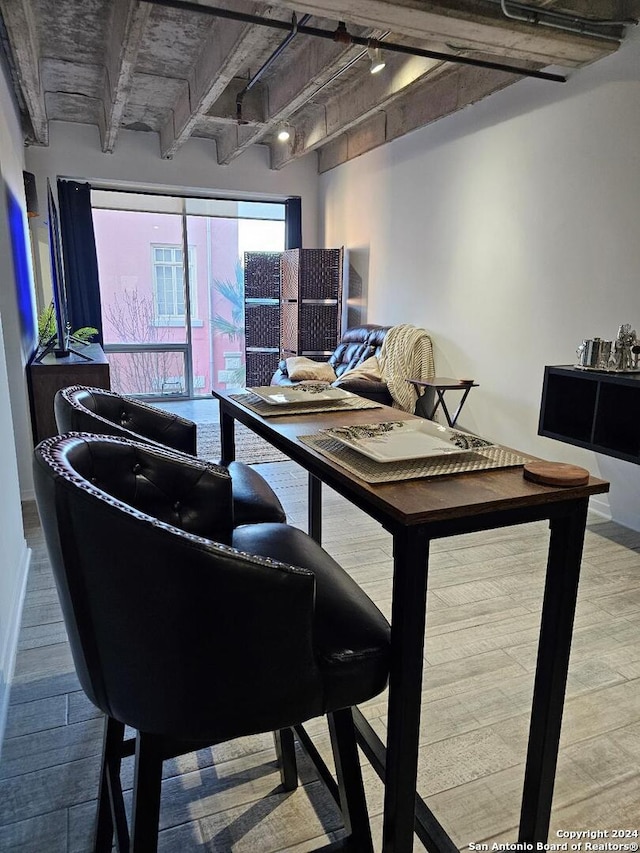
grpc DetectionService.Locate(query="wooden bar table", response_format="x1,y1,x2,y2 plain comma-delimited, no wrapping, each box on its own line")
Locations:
212,388,609,853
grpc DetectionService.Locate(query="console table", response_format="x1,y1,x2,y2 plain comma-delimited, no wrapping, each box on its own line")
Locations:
213,387,608,853
408,377,478,427
28,343,110,442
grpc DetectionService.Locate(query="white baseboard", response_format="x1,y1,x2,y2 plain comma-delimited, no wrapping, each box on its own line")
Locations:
589,495,612,521
0,544,30,760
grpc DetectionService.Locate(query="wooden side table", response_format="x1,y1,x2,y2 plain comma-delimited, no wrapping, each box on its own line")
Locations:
28,344,110,442
407,377,478,427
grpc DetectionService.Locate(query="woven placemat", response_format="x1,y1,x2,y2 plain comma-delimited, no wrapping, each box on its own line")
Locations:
230,391,382,418
298,433,529,483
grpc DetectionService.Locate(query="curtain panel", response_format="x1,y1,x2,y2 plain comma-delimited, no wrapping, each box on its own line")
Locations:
284,197,302,249
57,179,103,343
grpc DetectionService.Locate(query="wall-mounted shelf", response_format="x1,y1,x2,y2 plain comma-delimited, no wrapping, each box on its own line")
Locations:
539,365,640,464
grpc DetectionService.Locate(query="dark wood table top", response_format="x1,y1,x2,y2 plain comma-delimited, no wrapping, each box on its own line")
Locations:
214,390,609,530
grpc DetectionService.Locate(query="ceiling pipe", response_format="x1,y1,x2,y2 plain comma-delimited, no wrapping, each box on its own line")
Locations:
496,0,636,40
236,12,312,124
148,0,570,83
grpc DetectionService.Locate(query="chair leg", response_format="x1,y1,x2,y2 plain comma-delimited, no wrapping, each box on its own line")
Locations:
131,732,164,853
94,716,128,853
328,708,374,853
273,728,298,791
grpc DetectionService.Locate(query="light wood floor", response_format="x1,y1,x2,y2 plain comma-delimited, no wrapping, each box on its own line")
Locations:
1,459,639,852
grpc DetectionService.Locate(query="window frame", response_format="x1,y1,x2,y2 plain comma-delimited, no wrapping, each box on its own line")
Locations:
151,243,197,325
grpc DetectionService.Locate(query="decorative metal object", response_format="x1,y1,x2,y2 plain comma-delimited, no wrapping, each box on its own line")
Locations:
576,323,639,372
576,338,611,369
609,323,637,371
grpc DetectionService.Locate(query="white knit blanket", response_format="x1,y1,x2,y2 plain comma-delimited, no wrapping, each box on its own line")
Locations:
379,324,435,412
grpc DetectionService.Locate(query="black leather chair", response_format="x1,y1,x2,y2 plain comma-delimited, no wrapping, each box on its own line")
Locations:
271,324,393,406
33,433,390,853
54,385,285,526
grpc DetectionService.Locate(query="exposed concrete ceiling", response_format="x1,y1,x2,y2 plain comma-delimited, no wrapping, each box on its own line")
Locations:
0,0,637,173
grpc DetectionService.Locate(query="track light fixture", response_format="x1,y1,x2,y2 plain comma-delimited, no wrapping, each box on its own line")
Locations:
368,45,386,74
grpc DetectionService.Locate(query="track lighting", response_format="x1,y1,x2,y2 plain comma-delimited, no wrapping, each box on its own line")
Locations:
368,46,386,74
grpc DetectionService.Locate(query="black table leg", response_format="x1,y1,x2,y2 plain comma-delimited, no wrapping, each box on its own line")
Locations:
219,404,236,464
446,386,473,428
519,500,589,842
308,473,322,544
416,386,473,427
383,527,431,853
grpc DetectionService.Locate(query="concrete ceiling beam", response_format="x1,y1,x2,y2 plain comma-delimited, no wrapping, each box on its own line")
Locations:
267,0,618,65
270,51,450,168
101,0,151,153
215,35,380,165
159,5,283,159
315,62,520,172
0,0,48,144
199,114,268,130
208,77,266,124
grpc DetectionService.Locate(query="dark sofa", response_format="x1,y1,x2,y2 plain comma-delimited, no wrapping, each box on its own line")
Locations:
271,324,393,406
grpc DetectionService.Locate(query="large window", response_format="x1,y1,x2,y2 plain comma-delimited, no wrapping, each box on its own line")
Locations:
92,191,286,398
152,245,196,323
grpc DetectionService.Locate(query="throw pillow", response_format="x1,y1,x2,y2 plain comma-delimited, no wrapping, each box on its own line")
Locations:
286,356,337,383
334,355,383,385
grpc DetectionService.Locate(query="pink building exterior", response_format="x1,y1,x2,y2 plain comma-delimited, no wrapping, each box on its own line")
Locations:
93,209,250,396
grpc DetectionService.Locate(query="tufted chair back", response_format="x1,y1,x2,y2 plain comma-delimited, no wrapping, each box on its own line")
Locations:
33,433,325,742
54,385,197,454
53,384,287,528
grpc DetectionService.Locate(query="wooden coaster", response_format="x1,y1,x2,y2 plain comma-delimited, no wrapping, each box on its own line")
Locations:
523,461,590,487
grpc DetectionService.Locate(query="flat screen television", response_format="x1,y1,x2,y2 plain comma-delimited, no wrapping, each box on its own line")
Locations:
33,180,93,363
46,178,70,357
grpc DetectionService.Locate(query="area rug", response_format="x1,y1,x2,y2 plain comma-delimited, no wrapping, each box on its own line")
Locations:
197,422,288,464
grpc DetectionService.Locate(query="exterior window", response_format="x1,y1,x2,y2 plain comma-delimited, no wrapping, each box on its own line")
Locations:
152,245,196,323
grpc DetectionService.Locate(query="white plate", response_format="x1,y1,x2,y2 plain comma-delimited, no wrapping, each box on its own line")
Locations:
248,385,353,405
324,420,494,463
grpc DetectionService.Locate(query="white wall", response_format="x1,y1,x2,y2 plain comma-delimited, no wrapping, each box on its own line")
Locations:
0,62,32,753
320,29,640,530
26,121,320,246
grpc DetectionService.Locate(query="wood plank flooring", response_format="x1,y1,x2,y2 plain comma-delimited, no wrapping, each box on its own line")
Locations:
1,459,639,851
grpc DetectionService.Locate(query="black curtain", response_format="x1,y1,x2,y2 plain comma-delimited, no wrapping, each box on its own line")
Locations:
57,179,103,343
284,197,302,249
